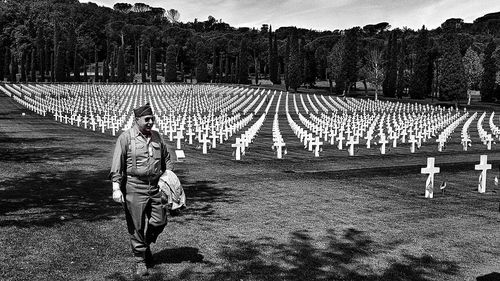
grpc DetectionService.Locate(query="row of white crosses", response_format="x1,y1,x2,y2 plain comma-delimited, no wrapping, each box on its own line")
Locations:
421,155,492,198
488,112,500,138
231,91,282,160
272,113,286,159
294,106,465,156
461,112,476,150
231,113,267,160
477,112,494,150
5,83,500,160
435,113,470,152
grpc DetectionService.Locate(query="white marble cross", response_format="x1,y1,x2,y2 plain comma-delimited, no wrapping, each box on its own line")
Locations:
305,133,314,151
186,128,195,144
311,136,323,157
82,116,89,129
274,138,286,159
437,136,447,152
346,135,358,156
199,134,210,154
379,134,389,155
210,130,218,148
365,132,373,149
421,157,440,198
409,135,417,153
485,134,493,150
231,137,244,160
337,133,345,150
475,155,491,193
461,137,471,151
174,130,184,150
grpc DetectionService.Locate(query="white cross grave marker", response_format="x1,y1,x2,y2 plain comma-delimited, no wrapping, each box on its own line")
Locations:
421,157,440,199
475,155,491,193
311,136,323,157
174,130,184,150
231,137,244,160
274,138,286,159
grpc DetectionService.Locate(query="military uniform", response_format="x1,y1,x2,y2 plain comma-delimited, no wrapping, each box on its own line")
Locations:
109,121,173,265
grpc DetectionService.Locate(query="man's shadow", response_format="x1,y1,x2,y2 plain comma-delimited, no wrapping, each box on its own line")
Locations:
154,247,205,264
477,272,500,281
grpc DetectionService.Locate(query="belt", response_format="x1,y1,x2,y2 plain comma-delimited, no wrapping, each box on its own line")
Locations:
127,174,160,185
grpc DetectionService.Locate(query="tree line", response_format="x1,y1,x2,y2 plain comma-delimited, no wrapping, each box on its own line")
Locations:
0,0,499,102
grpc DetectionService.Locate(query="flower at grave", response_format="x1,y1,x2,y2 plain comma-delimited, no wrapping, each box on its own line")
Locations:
440,181,447,190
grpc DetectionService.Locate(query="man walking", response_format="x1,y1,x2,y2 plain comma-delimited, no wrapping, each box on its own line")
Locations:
109,103,173,276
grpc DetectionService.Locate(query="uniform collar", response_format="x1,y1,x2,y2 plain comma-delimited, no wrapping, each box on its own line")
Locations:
132,125,152,140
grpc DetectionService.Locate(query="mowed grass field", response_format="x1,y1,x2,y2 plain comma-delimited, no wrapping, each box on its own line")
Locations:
1,91,500,281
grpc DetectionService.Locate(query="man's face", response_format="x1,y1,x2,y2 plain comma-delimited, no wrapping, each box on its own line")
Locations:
136,115,155,134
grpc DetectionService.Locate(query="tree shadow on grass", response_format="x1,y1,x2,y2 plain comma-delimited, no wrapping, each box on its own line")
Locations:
0,169,121,227
0,167,238,228
105,271,168,281
174,169,239,224
0,145,103,163
203,228,459,281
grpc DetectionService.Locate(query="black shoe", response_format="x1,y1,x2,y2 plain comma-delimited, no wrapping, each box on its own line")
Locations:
145,248,154,267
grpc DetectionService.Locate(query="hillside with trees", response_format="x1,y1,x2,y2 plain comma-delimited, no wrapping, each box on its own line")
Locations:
0,0,499,101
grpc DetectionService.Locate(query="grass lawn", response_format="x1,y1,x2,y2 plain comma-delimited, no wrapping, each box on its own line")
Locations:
1,91,500,281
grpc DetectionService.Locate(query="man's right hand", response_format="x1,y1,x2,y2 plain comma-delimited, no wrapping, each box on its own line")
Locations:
112,189,124,203
112,182,124,203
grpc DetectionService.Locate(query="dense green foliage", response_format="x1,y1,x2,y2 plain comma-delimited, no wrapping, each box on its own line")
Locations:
0,0,498,100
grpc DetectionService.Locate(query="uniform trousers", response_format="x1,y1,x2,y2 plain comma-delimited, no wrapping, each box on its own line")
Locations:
125,178,168,262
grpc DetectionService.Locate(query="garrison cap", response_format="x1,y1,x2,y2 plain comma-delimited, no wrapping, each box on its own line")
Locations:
133,103,153,117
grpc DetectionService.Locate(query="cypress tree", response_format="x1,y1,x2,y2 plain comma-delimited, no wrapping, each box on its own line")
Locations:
117,46,126,82
284,33,290,91
340,27,359,95
150,47,157,82
480,41,497,101
396,35,408,98
3,47,9,81
20,50,26,82
303,47,316,88
140,45,146,82
268,25,274,81
73,48,80,82
438,32,467,102
30,48,36,82
55,45,66,82
383,31,398,97
0,44,4,81
195,41,209,83
165,45,177,82
110,49,116,81
273,34,280,84
103,58,110,82
409,26,430,99
11,55,18,82
161,51,165,78
287,30,302,91
268,26,279,84
94,47,99,82
237,38,250,84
